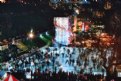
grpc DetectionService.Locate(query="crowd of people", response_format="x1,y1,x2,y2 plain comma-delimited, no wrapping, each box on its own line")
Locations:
0,47,116,81
8,70,104,81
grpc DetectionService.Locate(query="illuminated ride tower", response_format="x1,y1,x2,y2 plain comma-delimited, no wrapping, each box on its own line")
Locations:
53,17,73,46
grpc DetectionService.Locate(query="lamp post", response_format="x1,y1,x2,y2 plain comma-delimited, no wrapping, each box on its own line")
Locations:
28,29,35,50
28,29,34,39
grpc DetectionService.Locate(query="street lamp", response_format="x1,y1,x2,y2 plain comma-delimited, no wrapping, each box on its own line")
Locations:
27,29,35,50
28,29,34,39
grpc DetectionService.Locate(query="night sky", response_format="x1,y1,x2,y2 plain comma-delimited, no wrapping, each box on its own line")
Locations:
0,2,55,38
0,0,121,39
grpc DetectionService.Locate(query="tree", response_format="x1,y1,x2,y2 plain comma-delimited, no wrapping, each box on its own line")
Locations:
108,6,121,63
103,0,121,78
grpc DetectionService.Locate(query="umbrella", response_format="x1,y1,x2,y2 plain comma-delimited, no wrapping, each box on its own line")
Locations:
4,74,18,81
0,70,5,77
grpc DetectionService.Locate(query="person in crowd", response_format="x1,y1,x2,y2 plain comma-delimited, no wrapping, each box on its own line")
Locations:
1,47,116,81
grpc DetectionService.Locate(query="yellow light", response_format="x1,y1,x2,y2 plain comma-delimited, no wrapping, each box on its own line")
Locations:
29,33,34,39
28,29,34,39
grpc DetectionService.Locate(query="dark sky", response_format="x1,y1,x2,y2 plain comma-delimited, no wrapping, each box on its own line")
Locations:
0,0,121,39
0,3,56,38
